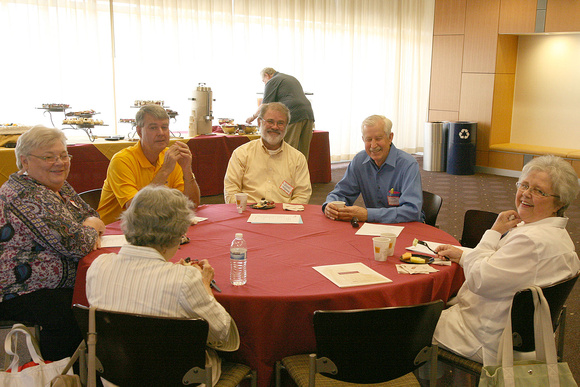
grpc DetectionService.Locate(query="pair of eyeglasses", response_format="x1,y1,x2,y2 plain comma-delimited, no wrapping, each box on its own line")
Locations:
515,182,559,198
260,118,287,128
29,154,73,164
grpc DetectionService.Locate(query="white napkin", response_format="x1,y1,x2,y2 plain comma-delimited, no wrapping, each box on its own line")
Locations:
431,259,452,266
283,203,304,211
396,264,439,274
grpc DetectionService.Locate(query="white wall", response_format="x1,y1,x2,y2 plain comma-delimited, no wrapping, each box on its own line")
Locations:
511,34,580,148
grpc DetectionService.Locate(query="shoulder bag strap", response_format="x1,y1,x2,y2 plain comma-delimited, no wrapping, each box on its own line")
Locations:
4,323,45,372
499,286,561,387
530,285,560,386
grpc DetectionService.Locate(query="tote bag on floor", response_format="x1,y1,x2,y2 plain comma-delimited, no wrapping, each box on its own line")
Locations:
0,324,73,387
479,286,577,387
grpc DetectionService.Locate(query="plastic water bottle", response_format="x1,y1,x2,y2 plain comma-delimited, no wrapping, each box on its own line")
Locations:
230,233,247,286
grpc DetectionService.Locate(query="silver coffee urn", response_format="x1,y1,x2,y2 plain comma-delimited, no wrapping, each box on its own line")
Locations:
189,83,214,136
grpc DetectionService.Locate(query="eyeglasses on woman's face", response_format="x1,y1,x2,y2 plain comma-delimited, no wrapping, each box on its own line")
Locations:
29,153,73,164
515,182,559,198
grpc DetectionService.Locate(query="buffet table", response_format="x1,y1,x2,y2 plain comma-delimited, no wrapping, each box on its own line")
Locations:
72,204,464,387
0,131,331,196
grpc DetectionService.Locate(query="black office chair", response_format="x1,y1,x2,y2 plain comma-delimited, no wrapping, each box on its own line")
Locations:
78,188,102,211
275,300,444,387
460,210,498,248
422,191,443,227
438,272,580,383
71,305,256,387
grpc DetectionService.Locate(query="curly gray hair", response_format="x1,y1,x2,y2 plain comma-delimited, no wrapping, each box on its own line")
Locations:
519,155,580,217
15,125,67,169
121,186,195,249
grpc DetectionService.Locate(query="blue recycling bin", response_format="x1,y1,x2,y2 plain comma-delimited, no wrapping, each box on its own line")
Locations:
446,121,477,175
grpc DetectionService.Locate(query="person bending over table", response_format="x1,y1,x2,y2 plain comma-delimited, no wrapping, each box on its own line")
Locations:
322,115,423,224
0,125,105,361
87,186,239,385
246,67,315,159
434,155,580,366
97,104,200,225
224,102,311,204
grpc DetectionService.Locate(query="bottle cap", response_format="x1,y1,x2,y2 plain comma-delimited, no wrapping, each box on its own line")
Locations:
235,233,243,238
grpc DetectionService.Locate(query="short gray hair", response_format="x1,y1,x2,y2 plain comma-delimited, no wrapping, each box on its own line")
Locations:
121,186,195,249
15,125,67,169
135,104,169,128
361,115,393,136
260,67,276,78
519,155,579,217
258,102,291,123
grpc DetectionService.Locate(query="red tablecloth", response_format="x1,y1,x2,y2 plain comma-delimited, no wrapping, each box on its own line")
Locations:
73,204,464,387
64,131,331,195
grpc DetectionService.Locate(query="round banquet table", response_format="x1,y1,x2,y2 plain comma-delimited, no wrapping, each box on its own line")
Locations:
73,203,465,387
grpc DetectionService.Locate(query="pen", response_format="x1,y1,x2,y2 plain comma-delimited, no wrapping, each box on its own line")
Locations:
185,257,222,292
210,279,222,292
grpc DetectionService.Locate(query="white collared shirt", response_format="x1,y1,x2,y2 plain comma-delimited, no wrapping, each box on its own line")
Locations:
434,216,580,365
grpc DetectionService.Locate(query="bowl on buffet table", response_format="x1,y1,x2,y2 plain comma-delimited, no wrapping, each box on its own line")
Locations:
218,118,234,126
243,125,258,134
222,125,237,134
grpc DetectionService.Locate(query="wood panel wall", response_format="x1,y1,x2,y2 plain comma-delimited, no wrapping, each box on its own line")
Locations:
428,0,580,171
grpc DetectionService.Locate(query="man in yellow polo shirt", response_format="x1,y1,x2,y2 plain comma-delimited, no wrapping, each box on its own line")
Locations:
97,105,200,225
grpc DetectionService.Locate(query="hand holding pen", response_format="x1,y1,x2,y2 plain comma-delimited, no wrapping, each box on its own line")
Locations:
184,257,222,292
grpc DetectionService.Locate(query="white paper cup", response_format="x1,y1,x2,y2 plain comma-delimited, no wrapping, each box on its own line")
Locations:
235,193,248,213
330,201,345,208
372,237,389,261
380,233,397,256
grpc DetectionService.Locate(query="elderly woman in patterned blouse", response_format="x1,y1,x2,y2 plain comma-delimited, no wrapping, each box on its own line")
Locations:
0,125,105,361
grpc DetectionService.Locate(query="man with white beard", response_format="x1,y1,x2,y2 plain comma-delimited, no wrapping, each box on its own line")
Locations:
223,102,311,204
323,115,424,224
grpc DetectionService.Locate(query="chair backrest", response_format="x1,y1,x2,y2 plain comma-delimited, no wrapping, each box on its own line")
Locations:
422,191,443,227
313,299,444,384
73,305,209,387
511,272,580,352
460,209,498,248
78,188,102,211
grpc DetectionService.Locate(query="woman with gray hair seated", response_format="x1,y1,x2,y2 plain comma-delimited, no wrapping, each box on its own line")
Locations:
434,155,580,366
0,125,105,361
86,185,239,386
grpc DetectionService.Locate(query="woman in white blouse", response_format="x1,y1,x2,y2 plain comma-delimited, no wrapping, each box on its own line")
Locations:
86,185,239,385
434,155,580,366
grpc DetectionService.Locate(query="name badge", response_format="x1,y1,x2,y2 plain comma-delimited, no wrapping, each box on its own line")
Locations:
279,180,295,196
387,188,400,206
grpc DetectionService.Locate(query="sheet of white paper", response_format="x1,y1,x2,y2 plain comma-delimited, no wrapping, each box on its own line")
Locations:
313,262,392,288
405,241,472,256
101,234,127,247
355,222,404,237
247,214,303,224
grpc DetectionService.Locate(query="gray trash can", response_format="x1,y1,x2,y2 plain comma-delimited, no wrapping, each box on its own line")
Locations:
446,121,477,175
423,122,447,172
